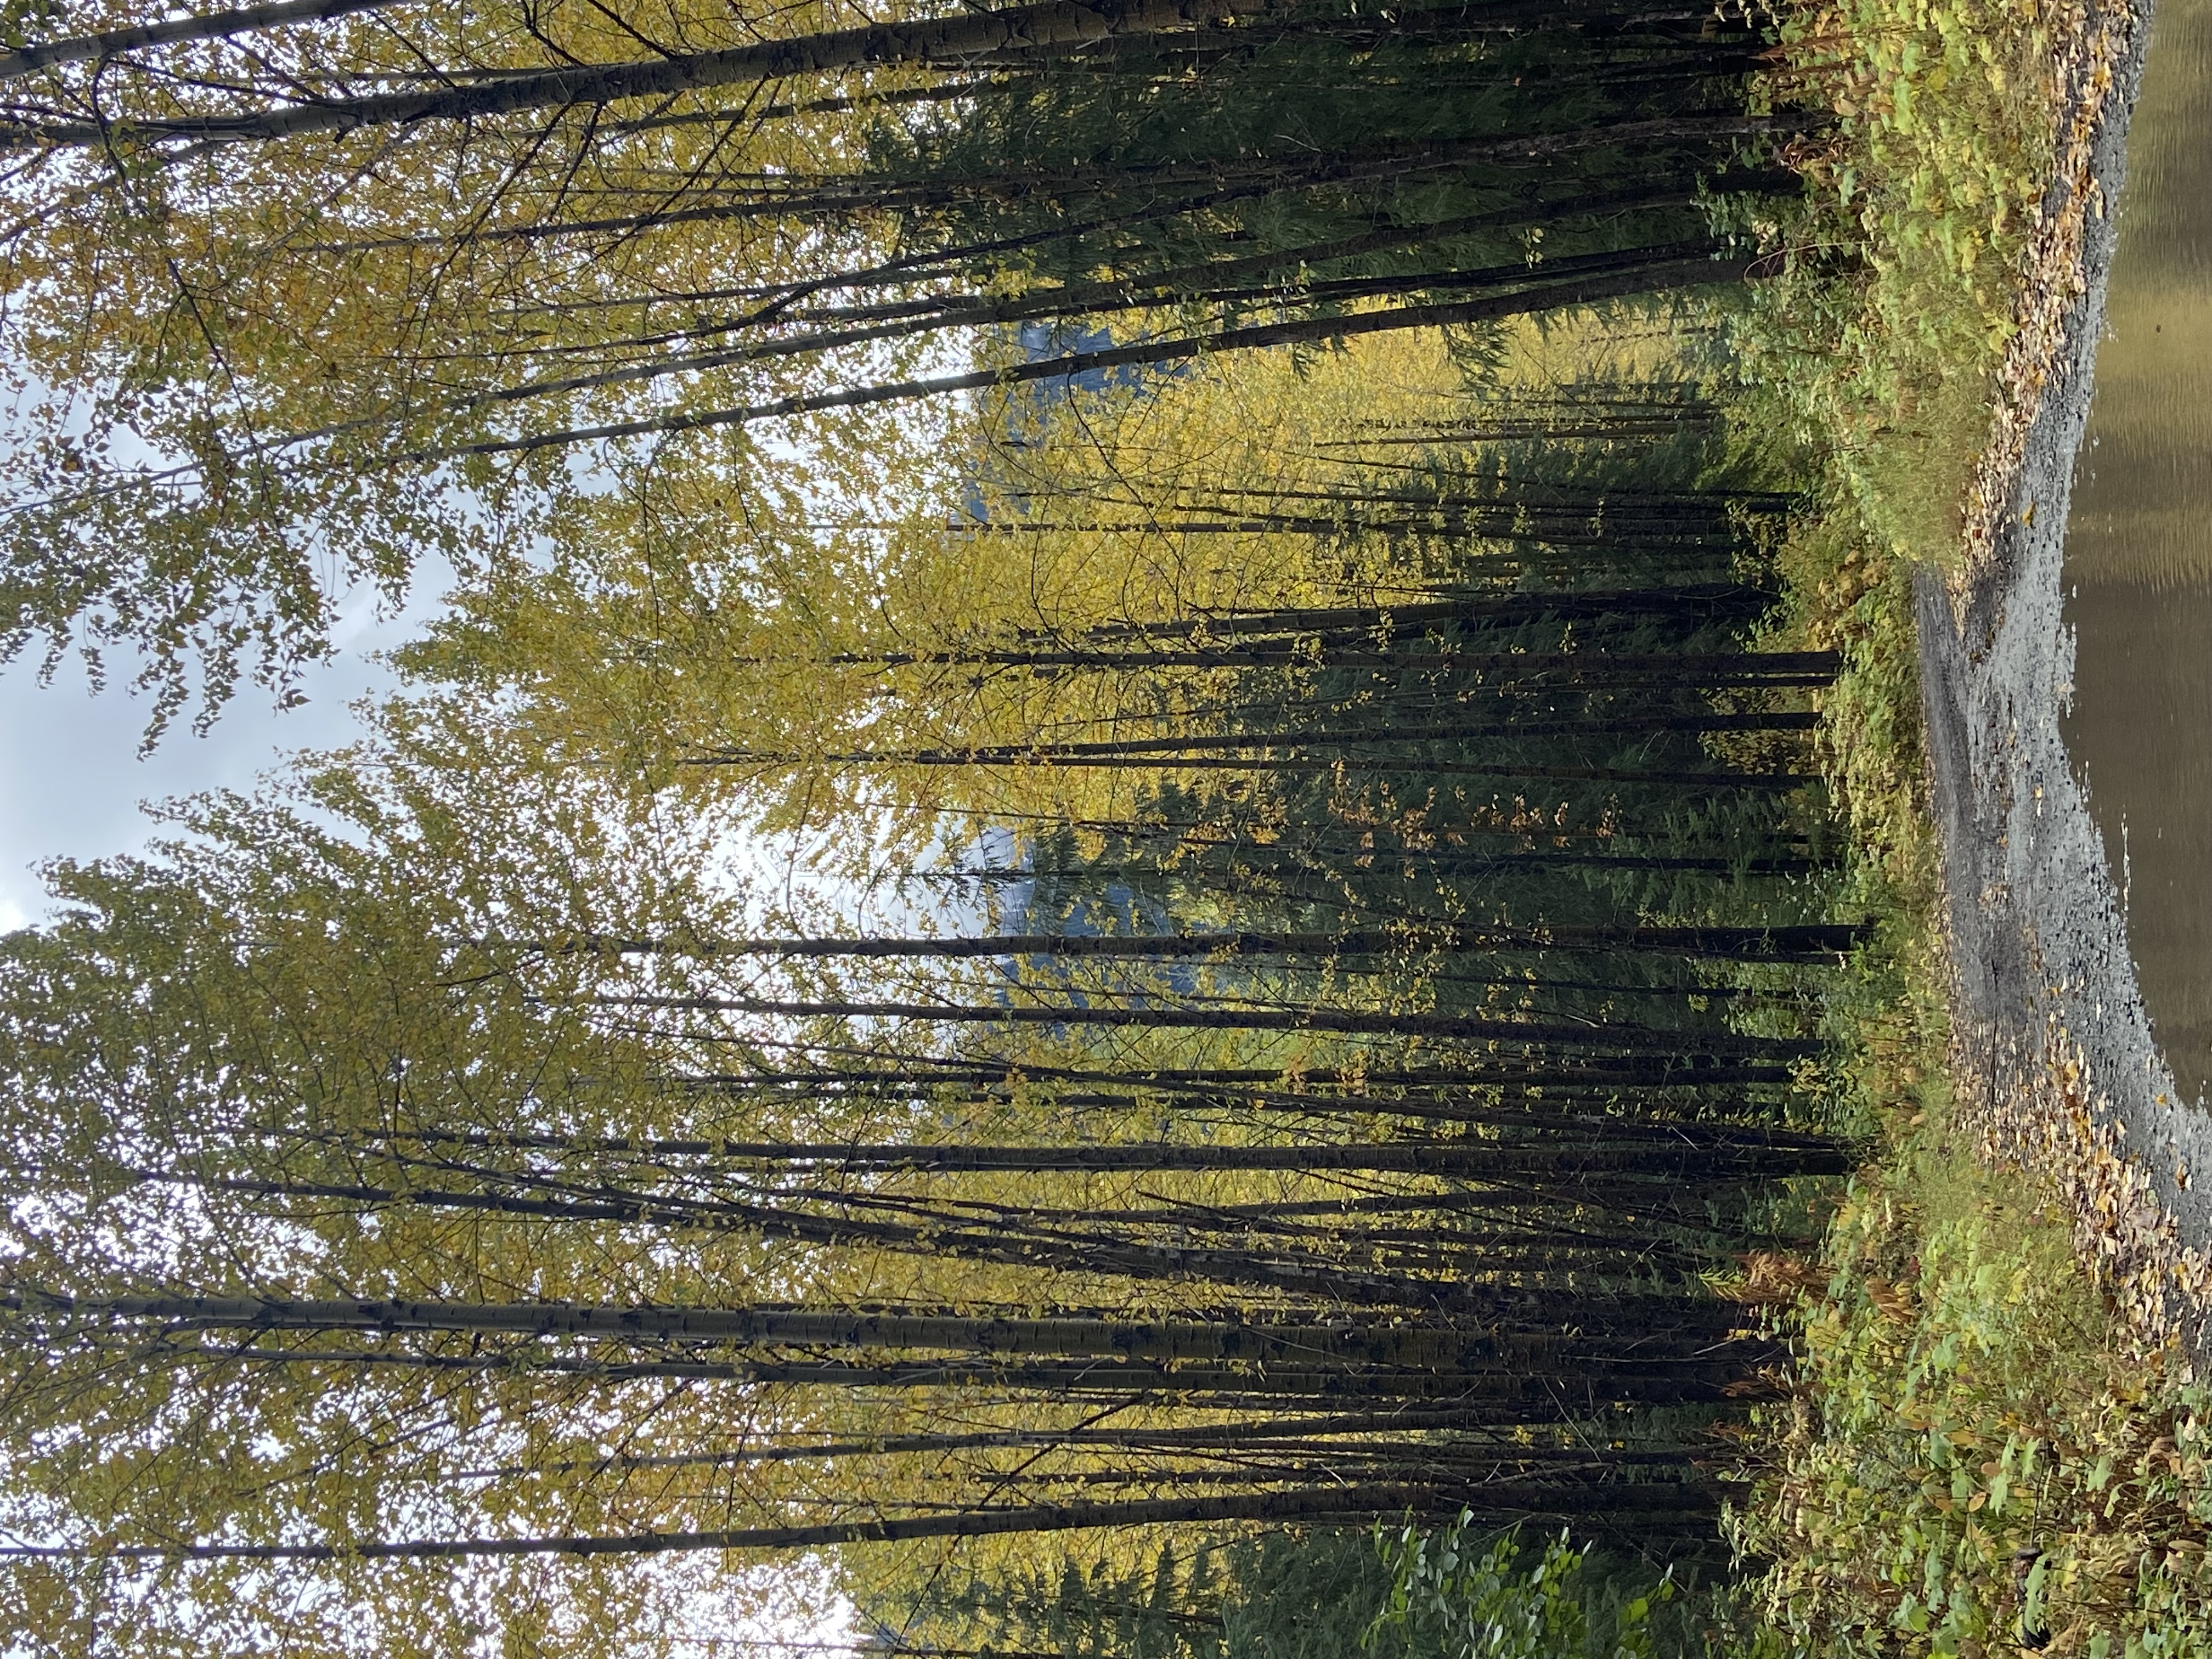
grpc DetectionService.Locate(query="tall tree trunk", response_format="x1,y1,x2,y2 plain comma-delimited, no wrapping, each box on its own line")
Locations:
13,1291,1746,1367
309,1133,1849,1177
0,1479,1719,1563
0,0,405,79
435,252,1762,460
692,706,1814,760
336,1104,1846,1160
86,1338,1768,1404
611,989,1824,1060
685,752,1808,787
1023,589,1770,644
550,923,1864,961
473,243,1730,410
154,1167,1797,1303
22,0,1276,147
121,1176,1492,1305
779,647,1835,678
447,1406,1704,1479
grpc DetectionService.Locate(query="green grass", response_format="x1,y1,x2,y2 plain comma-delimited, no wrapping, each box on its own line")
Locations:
1733,1080,2212,1656
1732,0,2061,569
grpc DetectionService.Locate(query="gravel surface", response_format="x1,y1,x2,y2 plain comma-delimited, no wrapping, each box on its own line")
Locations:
1919,0,2212,1355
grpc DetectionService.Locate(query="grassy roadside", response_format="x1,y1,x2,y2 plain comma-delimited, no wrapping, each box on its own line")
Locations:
1733,1090,2212,1656
1717,0,2212,1650
1735,0,2058,575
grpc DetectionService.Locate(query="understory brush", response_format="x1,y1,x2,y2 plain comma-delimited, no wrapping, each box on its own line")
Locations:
1733,0,2061,569
1736,1085,2212,1656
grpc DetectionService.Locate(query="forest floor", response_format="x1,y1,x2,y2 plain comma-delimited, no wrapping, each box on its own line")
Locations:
1732,0,2212,1649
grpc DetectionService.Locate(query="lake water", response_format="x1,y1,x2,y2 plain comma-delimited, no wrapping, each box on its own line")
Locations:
2061,0,2212,1102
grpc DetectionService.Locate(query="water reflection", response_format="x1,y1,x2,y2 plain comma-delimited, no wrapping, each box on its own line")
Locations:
2063,0,2212,1100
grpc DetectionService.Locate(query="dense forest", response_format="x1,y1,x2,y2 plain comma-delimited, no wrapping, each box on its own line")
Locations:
0,3,1859,1656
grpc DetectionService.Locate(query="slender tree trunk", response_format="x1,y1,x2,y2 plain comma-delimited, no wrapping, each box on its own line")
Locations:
311,114,1786,257
668,1059,1804,1094
683,750,1811,787
0,0,404,79
14,1291,1745,1368
1020,590,1768,642
611,989,1825,1060
133,1175,1479,1305
188,1164,1780,1290
0,1479,1719,1563
546,924,1863,961
994,851,1820,878
689,712,1816,769
336,1104,1846,1160
792,174,1763,324
317,1134,1849,1177
782,647,1835,677
94,1337,1768,1403
448,1406,1698,1477
20,0,1276,147
477,243,1727,409
940,812,1807,847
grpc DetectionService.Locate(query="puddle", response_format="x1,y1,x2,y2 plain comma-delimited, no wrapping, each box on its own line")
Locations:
2061,0,2212,1102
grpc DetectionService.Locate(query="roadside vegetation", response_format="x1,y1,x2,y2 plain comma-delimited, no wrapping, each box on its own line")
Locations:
1720,0,2212,1652
1737,1090,2212,1657
1742,0,2060,571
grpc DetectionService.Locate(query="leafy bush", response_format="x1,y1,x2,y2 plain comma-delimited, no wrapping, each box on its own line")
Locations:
1361,1515,1679,1659
1736,1099,2212,1656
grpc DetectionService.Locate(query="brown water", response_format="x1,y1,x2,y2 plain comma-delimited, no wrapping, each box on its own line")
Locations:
2062,0,2212,1101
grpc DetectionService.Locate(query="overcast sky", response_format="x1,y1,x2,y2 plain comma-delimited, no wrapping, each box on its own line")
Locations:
0,583,430,930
